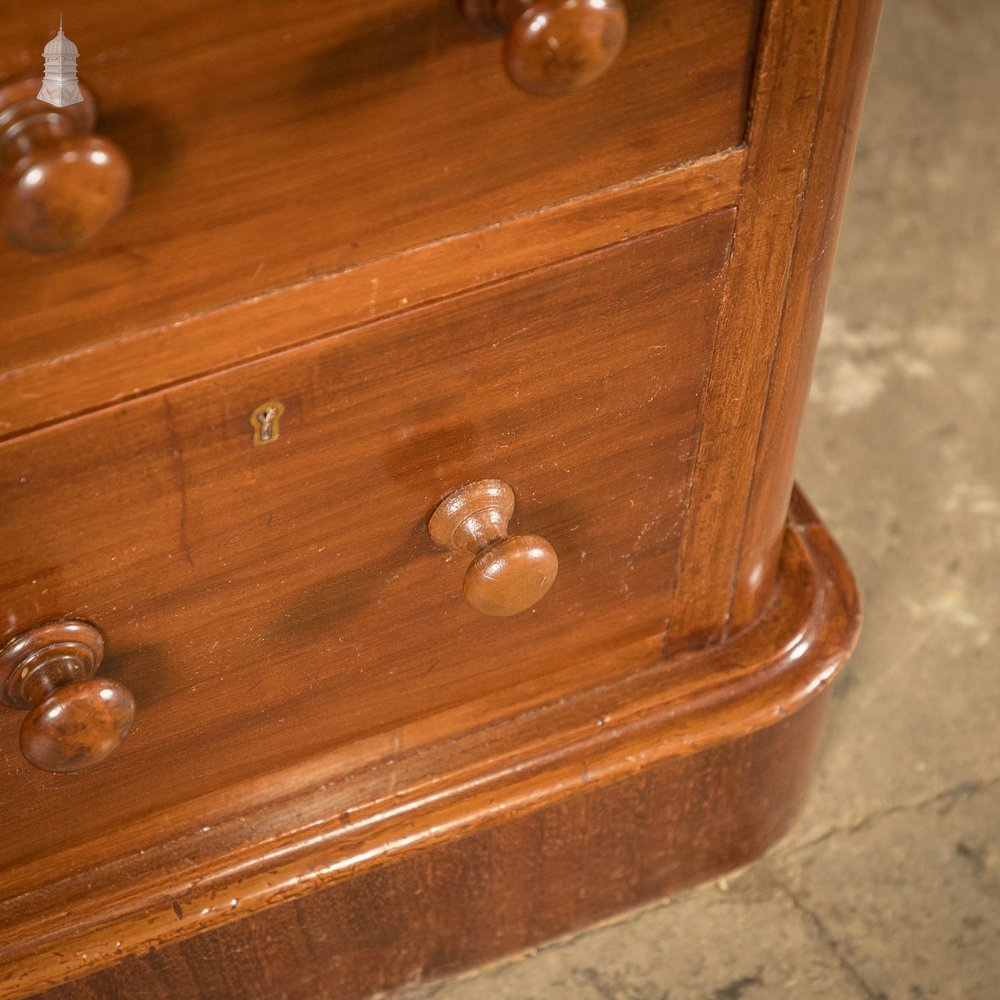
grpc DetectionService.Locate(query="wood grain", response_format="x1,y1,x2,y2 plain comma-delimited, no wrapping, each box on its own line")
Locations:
0,214,732,874
0,0,877,994
0,619,135,772
19,678,135,774
730,0,883,627
0,147,745,443
36,697,833,1000
428,480,559,617
0,77,131,254
666,0,882,646
462,0,630,96
1,490,860,999
0,0,760,384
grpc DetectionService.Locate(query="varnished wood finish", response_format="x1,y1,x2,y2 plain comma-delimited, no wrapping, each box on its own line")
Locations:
0,620,105,709
1,493,859,998
668,0,882,646
0,215,732,870
0,0,760,387
20,678,134,774
460,0,628,96
0,620,134,772
730,0,883,629
0,148,745,442
429,480,559,616
37,695,832,1000
0,75,131,252
0,0,879,995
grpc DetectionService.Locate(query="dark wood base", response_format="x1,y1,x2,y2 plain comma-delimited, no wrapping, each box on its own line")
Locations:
10,490,859,1000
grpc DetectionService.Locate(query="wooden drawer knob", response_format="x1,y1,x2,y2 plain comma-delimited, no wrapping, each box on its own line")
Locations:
460,0,628,96
0,76,131,253
429,479,558,616
0,620,135,772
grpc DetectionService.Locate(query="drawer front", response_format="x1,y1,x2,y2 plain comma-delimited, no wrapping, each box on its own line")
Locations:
0,211,733,862
2,0,761,374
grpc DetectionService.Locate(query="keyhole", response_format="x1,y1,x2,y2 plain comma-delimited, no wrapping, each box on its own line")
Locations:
250,401,285,445
258,408,277,441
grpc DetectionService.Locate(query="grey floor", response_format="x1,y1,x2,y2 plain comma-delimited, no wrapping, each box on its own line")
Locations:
404,1,1000,997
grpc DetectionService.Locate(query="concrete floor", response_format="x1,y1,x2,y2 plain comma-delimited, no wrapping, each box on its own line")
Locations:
403,1,1000,997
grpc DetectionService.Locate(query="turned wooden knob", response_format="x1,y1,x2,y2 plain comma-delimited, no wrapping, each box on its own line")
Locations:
460,0,628,96
0,620,135,772
0,76,131,252
429,479,558,616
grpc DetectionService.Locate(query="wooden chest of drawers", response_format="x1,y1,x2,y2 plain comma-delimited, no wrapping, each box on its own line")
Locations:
0,1,879,996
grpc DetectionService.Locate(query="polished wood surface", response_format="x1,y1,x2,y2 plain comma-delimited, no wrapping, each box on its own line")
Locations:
38,696,833,1000
460,0,628,95
0,620,134,772
0,0,879,995
428,480,559,616
731,0,883,629
0,148,744,442
2,492,860,998
1,620,105,708
0,0,760,383
0,214,732,871
20,679,134,774
0,75,131,252
668,0,882,646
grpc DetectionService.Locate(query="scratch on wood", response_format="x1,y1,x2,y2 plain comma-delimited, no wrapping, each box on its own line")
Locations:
162,397,194,568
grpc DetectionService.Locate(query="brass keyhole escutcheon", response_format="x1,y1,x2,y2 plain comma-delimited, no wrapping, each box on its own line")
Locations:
250,401,285,446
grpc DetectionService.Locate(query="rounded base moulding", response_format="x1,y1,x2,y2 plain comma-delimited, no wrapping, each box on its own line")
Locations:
0,489,859,1000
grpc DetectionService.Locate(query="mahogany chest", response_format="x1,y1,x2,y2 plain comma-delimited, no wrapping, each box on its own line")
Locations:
0,1,879,996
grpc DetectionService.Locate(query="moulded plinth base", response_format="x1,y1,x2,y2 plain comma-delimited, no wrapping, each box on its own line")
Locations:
7,488,859,1000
